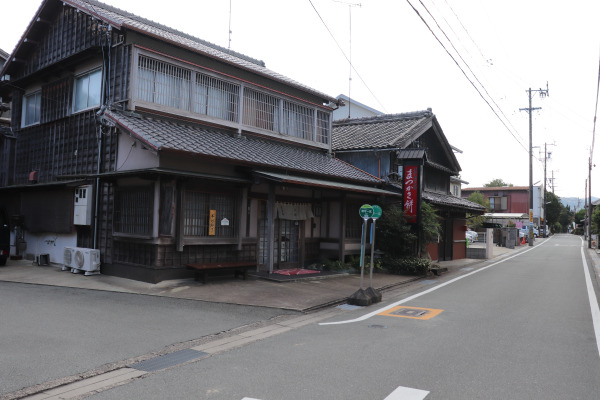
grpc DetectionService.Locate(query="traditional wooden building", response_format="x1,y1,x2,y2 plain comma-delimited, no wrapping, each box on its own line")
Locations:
332,110,485,261
0,0,399,282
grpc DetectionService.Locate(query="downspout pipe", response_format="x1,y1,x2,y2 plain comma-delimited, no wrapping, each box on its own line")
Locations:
93,26,112,249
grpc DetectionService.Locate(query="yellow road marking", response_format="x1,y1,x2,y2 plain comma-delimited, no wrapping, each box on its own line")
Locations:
377,306,443,320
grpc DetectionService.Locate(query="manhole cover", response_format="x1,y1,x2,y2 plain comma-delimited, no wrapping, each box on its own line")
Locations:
391,308,429,317
377,306,443,320
368,324,387,329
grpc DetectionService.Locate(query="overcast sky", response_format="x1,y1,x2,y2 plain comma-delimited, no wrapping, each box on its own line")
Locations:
3,0,600,202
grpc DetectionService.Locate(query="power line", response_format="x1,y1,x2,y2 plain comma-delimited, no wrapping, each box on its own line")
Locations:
416,0,523,145
307,0,387,113
405,0,528,154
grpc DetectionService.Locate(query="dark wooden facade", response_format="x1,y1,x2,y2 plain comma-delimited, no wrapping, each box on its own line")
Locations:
0,0,395,283
332,112,485,261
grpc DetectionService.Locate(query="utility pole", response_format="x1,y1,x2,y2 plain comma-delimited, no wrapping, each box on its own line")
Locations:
585,179,588,240
541,143,555,237
544,144,547,237
520,84,549,246
589,157,593,249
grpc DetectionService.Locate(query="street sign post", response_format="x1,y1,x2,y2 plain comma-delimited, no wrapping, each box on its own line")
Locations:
369,205,382,286
367,205,383,303
349,204,383,306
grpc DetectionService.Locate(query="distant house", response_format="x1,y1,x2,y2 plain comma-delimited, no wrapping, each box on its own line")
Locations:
333,94,383,121
461,186,544,228
0,0,399,282
332,110,485,262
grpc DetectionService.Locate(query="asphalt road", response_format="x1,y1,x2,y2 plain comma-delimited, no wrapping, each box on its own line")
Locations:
87,234,600,399
0,284,290,396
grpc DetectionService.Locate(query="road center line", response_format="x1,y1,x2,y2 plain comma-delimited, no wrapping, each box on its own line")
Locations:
320,238,550,326
579,237,600,357
384,385,430,400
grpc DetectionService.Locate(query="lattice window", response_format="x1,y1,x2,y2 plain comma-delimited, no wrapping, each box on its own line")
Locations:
137,55,191,110
345,202,364,239
281,101,314,140
114,186,153,236
135,54,333,146
243,87,279,131
184,190,237,237
192,73,239,122
316,110,330,144
159,183,175,236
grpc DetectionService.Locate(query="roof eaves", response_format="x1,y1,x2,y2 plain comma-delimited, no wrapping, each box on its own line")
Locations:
64,0,338,105
103,111,160,152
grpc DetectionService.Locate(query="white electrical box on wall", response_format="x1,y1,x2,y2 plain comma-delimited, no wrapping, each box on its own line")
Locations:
74,185,93,226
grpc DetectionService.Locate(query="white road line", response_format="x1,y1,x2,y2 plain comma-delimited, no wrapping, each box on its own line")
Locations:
320,238,550,326
384,386,430,400
242,385,430,400
579,237,600,357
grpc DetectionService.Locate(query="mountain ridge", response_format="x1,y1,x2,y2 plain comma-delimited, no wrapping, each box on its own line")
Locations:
560,196,598,212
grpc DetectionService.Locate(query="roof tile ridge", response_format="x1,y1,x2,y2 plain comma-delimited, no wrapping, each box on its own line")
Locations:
72,0,266,67
333,109,433,126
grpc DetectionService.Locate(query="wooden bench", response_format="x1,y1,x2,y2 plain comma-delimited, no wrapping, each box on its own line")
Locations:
186,261,256,283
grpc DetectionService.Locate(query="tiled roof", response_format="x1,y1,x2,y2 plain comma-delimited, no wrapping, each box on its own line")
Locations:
463,186,529,192
62,0,337,104
332,110,433,151
423,191,486,213
104,110,382,184
396,149,426,160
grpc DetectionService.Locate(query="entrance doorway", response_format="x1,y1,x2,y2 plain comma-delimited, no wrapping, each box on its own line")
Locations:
438,219,453,261
258,202,302,270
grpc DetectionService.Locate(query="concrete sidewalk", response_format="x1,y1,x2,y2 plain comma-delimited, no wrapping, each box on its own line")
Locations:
0,243,524,312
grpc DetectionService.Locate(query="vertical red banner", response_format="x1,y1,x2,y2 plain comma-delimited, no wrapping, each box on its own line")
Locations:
403,165,418,223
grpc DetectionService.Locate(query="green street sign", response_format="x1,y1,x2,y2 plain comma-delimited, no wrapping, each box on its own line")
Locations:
371,205,382,219
359,204,374,219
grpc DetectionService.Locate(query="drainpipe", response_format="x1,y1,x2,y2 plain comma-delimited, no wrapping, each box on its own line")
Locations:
93,25,111,249
93,125,102,250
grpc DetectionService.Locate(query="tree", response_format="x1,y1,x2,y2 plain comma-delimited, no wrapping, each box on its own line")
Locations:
376,202,440,257
466,192,489,229
574,208,586,234
420,202,441,247
558,207,573,233
545,191,562,230
376,204,417,258
484,179,513,187
592,206,600,235
575,208,586,225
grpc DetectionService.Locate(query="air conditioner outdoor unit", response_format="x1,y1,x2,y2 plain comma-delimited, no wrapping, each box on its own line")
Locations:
62,246,100,276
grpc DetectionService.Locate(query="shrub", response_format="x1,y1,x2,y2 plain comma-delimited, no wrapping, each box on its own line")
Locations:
320,258,348,271
383,255,431,275
376,204,417,258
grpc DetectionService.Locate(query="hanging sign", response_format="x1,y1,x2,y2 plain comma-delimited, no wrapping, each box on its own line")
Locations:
403,165,418,223
208,210,217,235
